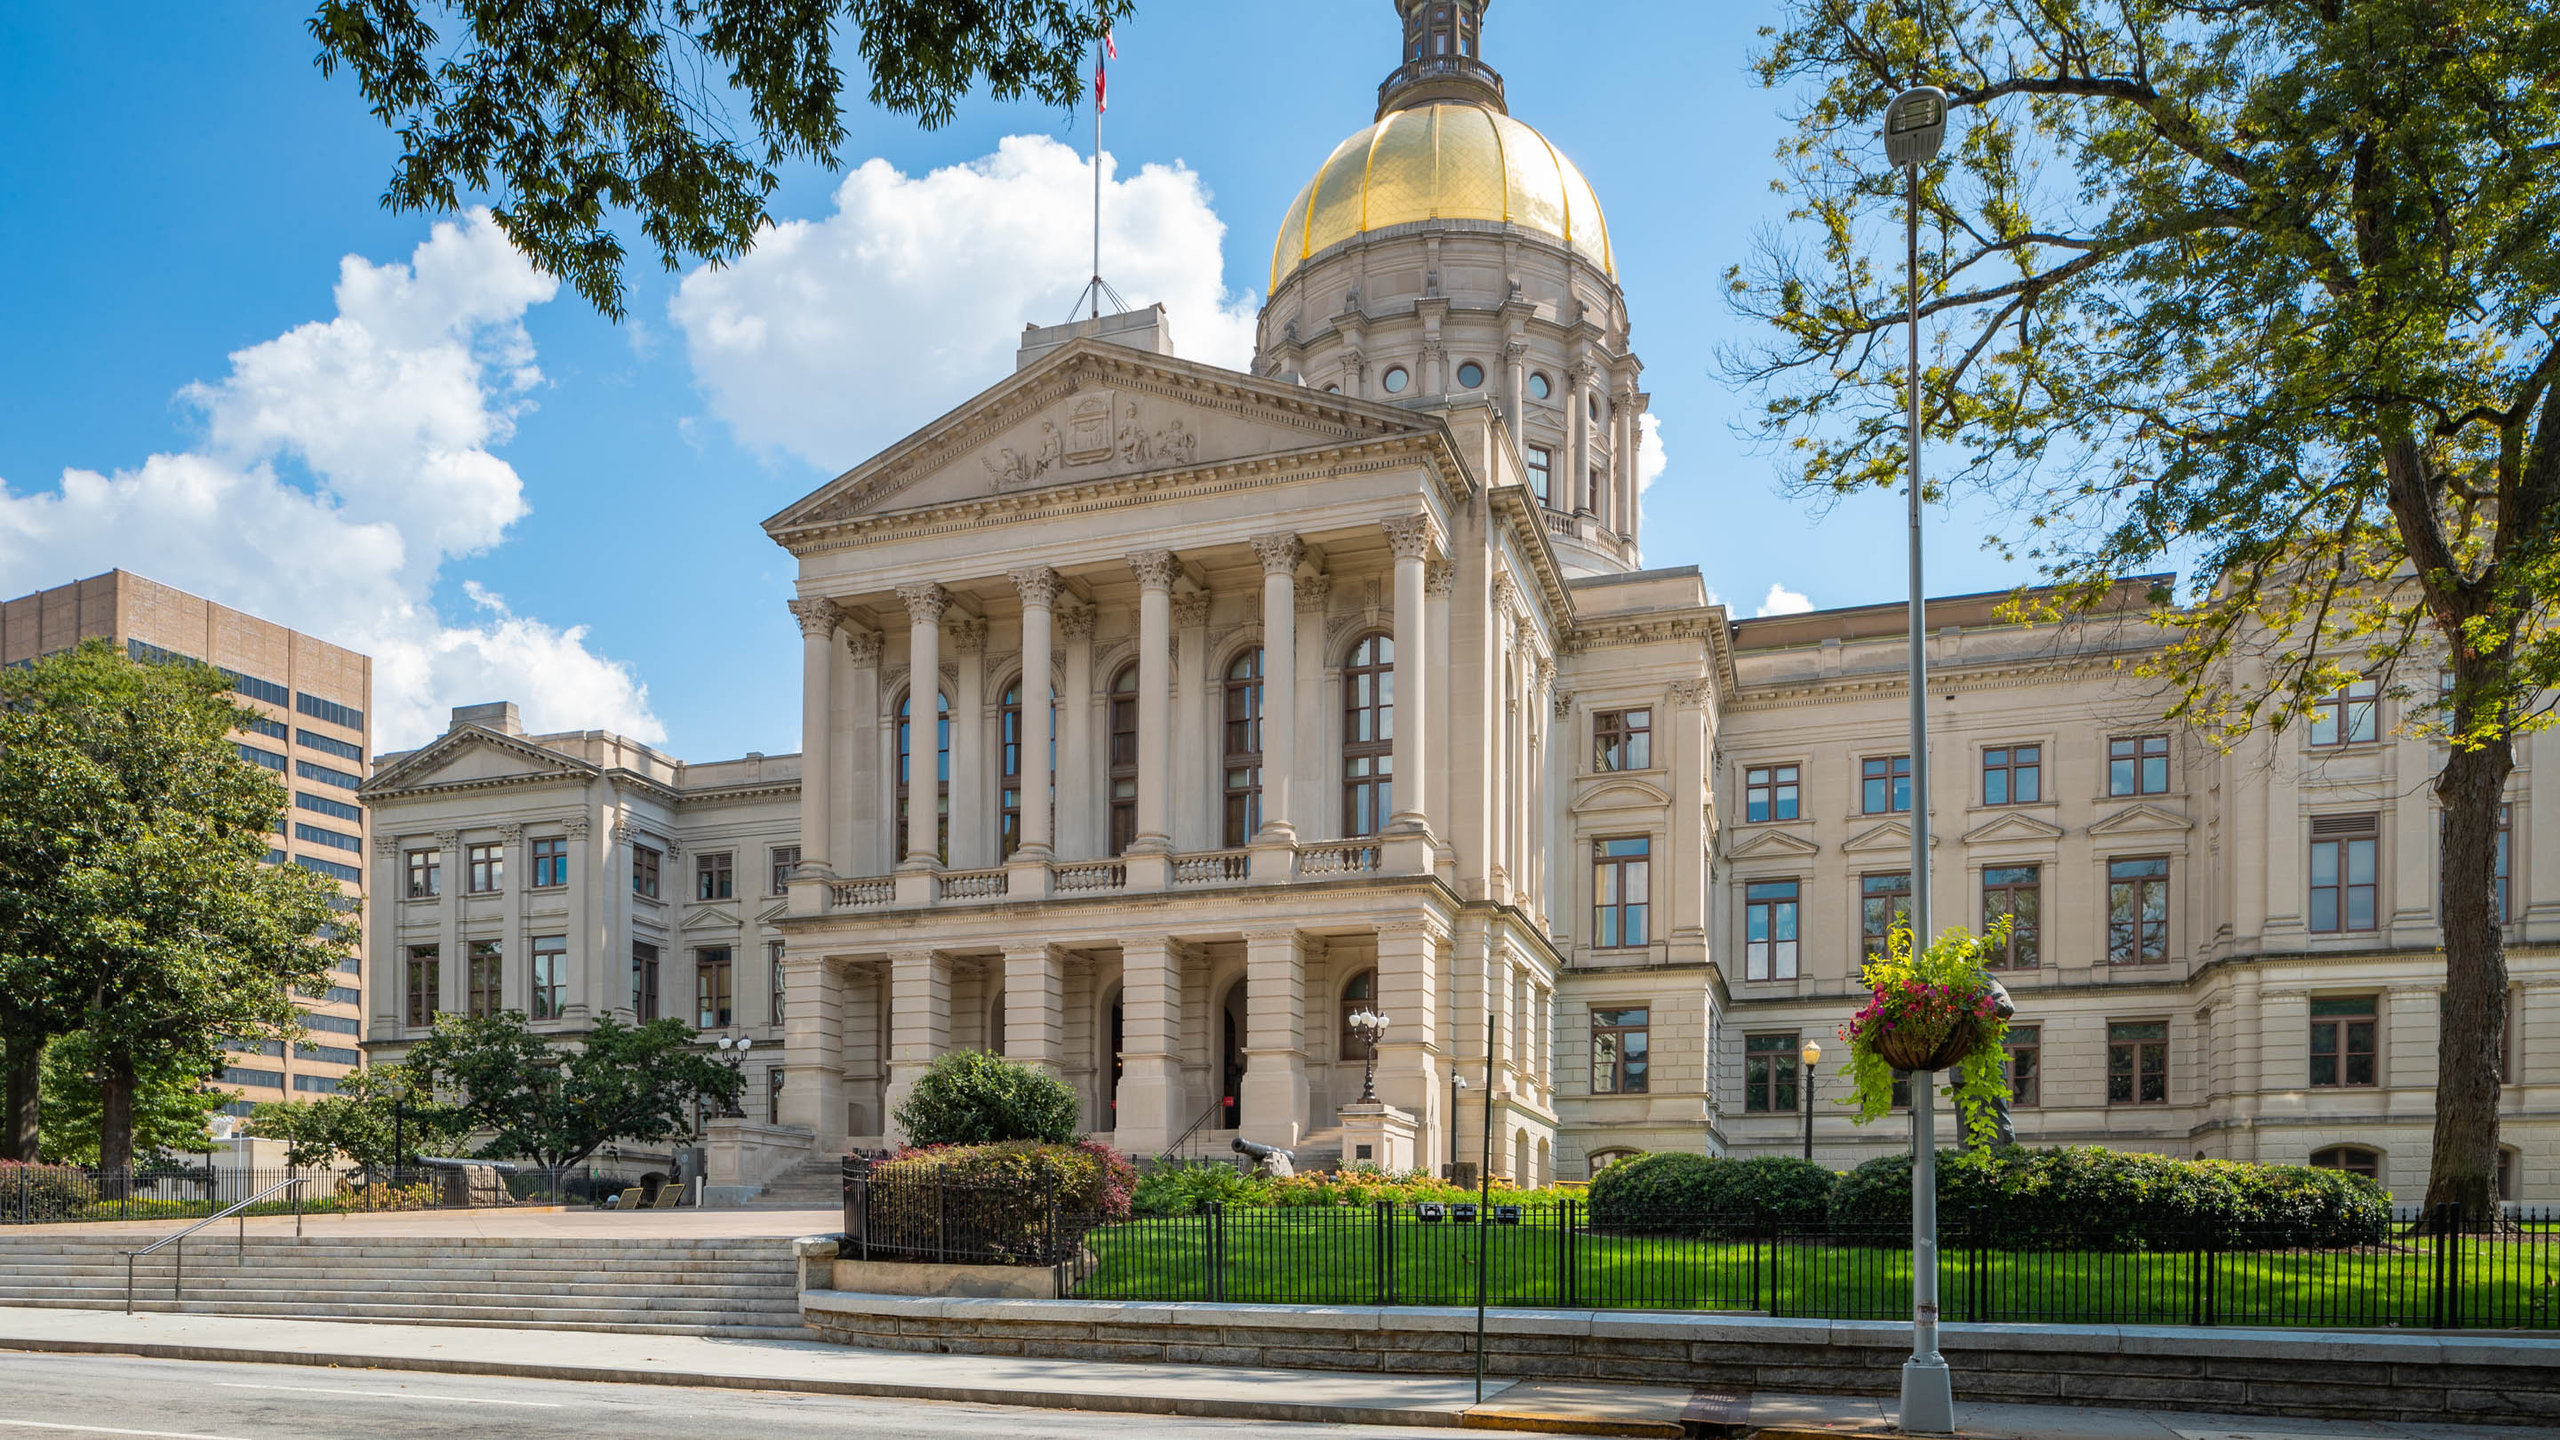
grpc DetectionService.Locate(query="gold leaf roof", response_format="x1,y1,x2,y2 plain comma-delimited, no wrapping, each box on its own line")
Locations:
1270,103,1613,293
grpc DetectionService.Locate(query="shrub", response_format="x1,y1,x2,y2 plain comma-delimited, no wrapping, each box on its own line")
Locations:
1826,1146,2390,1250
1585,1152,1835,1234
1133,1159,1270,1215
0,1161,89,1222
892,1051,1082,1147
866,1139,1135,1264
1133,1164,1582,1213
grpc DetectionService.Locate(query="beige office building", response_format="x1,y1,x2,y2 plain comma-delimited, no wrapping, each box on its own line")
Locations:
0,570,372,1107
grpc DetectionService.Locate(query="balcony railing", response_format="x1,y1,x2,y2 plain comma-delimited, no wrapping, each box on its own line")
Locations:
1170,850,1250,886
937,868,1010,902
1297,842,1382,877
831,877,894,909
1054,860,1127,894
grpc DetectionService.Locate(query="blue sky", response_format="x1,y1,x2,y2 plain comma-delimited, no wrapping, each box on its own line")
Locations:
0,1,2034,759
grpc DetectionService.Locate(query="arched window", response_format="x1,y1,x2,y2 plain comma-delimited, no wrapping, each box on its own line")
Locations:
1108,664,1140,855
895,689,950,863
1343,633,1394,836
1339,967,1377,1049
999,676,1056,859
1223,648,1264,847
2311,1146,2381,1181
1588,1148,1639,1178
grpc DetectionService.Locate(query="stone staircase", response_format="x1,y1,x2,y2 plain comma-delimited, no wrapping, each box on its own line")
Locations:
0,1233,810,1338
745,1154,849,1210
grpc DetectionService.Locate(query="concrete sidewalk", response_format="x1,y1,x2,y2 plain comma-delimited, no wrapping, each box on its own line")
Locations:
0,1306,2530,1439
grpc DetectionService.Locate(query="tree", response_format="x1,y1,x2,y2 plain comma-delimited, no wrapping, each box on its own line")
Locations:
34,1033,225,1168
1734,1,2560,1220
309,0,1136,318
247,1065,467,1174
0,641,349,1174
893,1049,1081,1147
407,1012,742,1170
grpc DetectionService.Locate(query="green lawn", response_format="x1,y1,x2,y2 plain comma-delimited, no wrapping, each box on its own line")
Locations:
1075,1209,2560,1329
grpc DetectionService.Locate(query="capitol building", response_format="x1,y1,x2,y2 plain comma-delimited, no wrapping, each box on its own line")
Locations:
362,0,2556,1201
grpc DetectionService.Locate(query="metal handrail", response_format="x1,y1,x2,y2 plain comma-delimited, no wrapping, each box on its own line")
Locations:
1159,1105,1220,1163
125,1174,306,1314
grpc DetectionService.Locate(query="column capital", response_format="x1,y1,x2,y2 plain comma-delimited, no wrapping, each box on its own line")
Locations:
787,596,842,637
1004,941,1068,963
374,832,402,858
1127,549,1180,593
895,582,950,625
1377,915,1453,947
1492,571,1525,618
1058,603,1096,640
1670,677,1711,710
1171,592,1212,629
497,823,524,846
1242,927,1306,948
1250,533,1306,577
1551,687,1575,721
433,829,460,850
1295,573,1333,613
1008,566,1062,609
1425,559,1457,597
1380,513,1438,561
843,628,884,666
947,616,989,653
563,815,591,840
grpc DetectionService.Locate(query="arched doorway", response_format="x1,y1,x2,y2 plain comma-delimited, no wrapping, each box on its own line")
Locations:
1220,979,1247,1129
1101,986,1124,1134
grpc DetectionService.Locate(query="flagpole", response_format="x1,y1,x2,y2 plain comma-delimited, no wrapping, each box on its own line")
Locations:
1090,10,1103,320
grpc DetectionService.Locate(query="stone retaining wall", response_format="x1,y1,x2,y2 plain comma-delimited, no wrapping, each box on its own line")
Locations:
800,1290,2560,1430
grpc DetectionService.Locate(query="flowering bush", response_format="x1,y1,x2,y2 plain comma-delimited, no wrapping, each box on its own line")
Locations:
1840,922,2012,1145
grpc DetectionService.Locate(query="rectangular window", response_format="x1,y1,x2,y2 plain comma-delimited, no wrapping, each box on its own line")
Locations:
317,985,360,1006
631,942,661,1021
294,821,362,853
466,940,503,1017
1593,837,1652,948
2307,677,2379,746
1860,872,1911,961
405,945,440,1027
296,728,364,762
2309,814,2380,933
2005,1025,2041,1107
296,791,361,823
1981,745,2042,805
296,759,360,790
633,845,661,899
223,1068,284,1089
1590,1008,1649,1094
531,935,567,1021
229,670,289,707
1744,879,1800,981
2309,996,2379,1088
770,845,800,896
695,946,734,1029
301,1012,360,1036
245,716,288,741
2107,1021,2169,1105
466,842,503,894
696,851,733,901
1593,709,1652,772
1982,865,2041,969
1744,764,1800,823
1861,754,1912,814
1744,1033,1800,1113
293,1074,342,1094
1526,445,1553,503
296,691,365,732
2109,735,2170,796
406,849,442,898
2107,856,2170,963
297,854,361,884
530,835,568,888
294,1043,361,1066
236,743,287,772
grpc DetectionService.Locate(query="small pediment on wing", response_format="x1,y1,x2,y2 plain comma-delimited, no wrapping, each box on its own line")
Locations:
1962,811,2067,846
2087,802,2194,836
362,726,597,799
1573,777,1673,812
679,903,741,933
1727,826,1819,859
1843,820,1934,855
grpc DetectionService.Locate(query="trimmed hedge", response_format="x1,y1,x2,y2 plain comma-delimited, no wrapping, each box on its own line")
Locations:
891,1050,1082,1147
1827,1146,2389,1250
1130,1163,1574,1215
867,1140,1135,1264
1585,1152,1835,1234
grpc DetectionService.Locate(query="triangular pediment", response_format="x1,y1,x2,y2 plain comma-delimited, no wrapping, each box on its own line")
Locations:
680,904,741,933
763,340,1437,535
1963,811,2068,846
1843,820,1937,855
362,726,598,798
755,898,791,926
1727,826,1819,859
2088,801,2194,836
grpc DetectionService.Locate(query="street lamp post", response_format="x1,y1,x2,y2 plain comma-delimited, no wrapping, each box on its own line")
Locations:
1883,81,1954,1437
1348,1010,1389,1103
715,1035,755,1118
1449,1072,1468,1178
1799,1040,1823,1162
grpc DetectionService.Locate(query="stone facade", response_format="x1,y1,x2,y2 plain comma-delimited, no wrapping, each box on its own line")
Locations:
359,0,2556,1203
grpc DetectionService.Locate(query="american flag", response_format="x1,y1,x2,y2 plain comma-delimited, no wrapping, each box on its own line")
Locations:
1095,27,1115,111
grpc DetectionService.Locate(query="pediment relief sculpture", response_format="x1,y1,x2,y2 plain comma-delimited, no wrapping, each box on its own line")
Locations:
981,390,1208,493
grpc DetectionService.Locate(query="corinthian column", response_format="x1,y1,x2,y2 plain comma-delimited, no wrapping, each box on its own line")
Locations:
949,616,989,867
1009,567,1060,858
788,598,841,890
1250,534,1304,846
1382,514,1436,836
896,582,948,868
1127,550,1178,855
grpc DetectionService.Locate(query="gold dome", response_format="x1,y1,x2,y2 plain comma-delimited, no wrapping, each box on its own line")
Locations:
1269,102,1613,292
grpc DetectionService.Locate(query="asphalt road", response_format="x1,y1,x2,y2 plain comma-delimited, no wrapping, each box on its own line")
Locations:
0,1353,1461,1440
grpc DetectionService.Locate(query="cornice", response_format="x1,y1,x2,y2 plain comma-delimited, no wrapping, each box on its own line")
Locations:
1725,653,2141,711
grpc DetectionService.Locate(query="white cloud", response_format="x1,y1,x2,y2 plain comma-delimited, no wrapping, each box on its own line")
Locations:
1755,583,1816,617
0,213,661,750
672,135,1259,471
1637,412,1667,491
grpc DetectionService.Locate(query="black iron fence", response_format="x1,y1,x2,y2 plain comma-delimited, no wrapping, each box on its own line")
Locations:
842,1161,1091,1268
0,1164,630,1224
1058,1200,2560,1331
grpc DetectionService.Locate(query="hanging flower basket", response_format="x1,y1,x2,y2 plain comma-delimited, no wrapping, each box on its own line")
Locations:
1839,921,2015,1142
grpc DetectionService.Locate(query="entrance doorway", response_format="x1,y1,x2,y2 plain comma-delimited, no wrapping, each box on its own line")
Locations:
1220,979,1247,1129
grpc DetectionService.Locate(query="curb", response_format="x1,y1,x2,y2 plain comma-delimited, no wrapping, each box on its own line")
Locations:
0,1336,1491,1430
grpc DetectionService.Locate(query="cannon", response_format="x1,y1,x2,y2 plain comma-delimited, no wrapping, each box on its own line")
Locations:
1966,977,2021,1148
1231,1136,1296,1178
